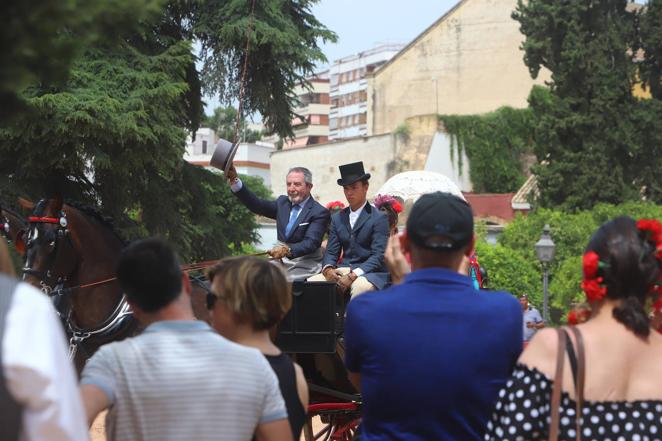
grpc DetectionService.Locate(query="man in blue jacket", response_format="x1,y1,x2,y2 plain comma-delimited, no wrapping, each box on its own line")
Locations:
308,162,389,297
226,165,329,280
344,192,522,440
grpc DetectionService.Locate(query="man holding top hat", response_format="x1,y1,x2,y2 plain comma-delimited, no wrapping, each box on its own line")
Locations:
308,161,390,297
225,163,330,281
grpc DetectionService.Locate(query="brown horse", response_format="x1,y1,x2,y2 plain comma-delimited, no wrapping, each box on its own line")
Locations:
18,197,210,372
18,197,135,371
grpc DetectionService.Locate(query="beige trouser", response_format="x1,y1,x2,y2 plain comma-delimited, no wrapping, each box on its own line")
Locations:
307,267,375,297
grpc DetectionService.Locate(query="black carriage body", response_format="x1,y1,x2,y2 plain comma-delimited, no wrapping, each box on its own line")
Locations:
276,281,342,354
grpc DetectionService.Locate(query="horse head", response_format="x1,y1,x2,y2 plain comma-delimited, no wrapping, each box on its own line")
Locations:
21,197,79,293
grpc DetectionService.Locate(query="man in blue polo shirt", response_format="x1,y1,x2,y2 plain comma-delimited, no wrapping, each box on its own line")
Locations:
344,192,522,440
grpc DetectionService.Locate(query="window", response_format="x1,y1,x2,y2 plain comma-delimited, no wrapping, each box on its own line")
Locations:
202,140,208,154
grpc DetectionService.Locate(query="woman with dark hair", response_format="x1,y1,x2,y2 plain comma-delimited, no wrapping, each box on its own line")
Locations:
207,257,308,440
486,216,662,440
374,194,403,236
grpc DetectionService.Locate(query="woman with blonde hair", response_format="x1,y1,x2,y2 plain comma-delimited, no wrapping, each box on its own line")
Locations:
486,216,662,440
207,256,308,440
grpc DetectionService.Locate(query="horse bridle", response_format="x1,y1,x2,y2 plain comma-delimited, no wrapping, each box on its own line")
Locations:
22,211,76,294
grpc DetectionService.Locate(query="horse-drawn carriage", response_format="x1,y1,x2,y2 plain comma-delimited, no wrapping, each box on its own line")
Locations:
2,197,361,440
276,281,361,440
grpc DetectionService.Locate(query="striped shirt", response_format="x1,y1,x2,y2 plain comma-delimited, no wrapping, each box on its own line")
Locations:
81,320,287,441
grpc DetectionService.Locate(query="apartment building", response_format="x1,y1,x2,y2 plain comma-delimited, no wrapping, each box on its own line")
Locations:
284,71,331,149
329,44,403,140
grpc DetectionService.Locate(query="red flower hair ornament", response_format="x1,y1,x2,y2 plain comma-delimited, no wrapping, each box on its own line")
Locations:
374,194,403,213
581,251,608,302
637,219,662,262
325,201,345,212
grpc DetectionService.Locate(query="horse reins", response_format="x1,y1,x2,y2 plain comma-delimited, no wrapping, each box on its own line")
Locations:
47,251,272,294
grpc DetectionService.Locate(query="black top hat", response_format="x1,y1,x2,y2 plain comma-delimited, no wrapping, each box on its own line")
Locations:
337,161,371,186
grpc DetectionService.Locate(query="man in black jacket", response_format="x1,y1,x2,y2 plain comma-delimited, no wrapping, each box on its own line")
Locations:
226,165,330,280
308,162,389,296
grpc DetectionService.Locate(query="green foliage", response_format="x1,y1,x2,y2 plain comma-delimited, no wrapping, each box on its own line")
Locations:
490,202,662,322
438,107,534,193
202,106,262,142
475,241,542,307
548,255,582,312
0,0,317,262
194,0,337,138
0,0,163,121
513,0,662,209
636,0,662,99
393,122,410,142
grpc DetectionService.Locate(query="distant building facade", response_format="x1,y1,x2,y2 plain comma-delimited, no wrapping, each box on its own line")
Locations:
284,71,330,149
367,0,550,136
329,44,403,140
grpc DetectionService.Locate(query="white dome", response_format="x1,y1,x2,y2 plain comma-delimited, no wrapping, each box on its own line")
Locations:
376,171,465,203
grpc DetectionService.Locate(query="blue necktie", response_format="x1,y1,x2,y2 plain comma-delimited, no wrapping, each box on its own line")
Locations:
285,204,301,237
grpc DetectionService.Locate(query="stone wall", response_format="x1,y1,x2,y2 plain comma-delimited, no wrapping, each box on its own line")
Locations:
269,114,474,204
269,134,395,205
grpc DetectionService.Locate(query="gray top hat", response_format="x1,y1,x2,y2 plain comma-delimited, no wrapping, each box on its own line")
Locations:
209,138,240,175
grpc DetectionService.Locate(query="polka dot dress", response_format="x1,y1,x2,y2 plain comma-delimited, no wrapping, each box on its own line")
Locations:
484,364,662,441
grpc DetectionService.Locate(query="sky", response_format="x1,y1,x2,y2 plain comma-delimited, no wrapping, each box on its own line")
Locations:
203,0,459,115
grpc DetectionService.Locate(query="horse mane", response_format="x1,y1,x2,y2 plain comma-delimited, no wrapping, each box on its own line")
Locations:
65,201,128,245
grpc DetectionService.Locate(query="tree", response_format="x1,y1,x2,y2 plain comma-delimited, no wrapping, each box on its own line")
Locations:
0,0,162,121
194,0,336,138
0,0,331,260
202,106,262,143
513,1,653,210
488,201,662,323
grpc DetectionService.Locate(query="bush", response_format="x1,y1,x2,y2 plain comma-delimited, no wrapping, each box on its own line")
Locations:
475,241,542,307
485,202,662,324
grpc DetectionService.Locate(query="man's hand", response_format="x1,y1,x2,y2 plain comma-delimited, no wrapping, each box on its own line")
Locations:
268,245,290,260
337,272,357,294
225,164,238,183
323,267,342,282
526,321,534,329
384,234,410,285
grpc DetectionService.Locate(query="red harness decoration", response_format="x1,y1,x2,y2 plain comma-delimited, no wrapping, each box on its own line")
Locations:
27,216,60,224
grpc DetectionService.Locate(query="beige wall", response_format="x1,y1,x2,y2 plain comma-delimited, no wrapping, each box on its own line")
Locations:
269,135,395,206
368,0,549,136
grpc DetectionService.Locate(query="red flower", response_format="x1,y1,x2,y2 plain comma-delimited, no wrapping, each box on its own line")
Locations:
637,219,662,239
567,308,590,325
325,201,345,211
567,310,579,325
637,219,662,257
582,251,601,279
581,277,607,302
392,201,403,214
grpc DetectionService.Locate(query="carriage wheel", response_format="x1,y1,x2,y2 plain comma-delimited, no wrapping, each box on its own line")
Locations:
304,403,361,441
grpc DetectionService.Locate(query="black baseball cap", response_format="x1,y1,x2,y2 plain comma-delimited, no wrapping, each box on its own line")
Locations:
406,192,474,251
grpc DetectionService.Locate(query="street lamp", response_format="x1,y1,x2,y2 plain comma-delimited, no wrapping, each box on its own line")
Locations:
535,224,556,322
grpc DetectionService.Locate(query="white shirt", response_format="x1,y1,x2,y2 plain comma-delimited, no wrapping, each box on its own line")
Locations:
349,201,367,229
3,282,88,441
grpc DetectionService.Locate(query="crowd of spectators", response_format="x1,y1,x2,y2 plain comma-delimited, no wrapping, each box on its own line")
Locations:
1,190,662,440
